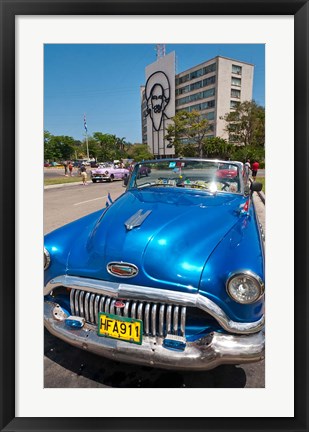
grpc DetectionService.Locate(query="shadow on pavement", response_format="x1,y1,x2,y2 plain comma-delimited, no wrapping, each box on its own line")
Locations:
44,329,247,388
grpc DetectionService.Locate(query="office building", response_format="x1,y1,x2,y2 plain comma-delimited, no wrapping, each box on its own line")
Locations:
141,51,254,157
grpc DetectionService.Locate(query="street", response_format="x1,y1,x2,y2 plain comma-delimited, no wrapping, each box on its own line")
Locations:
44,180,265,388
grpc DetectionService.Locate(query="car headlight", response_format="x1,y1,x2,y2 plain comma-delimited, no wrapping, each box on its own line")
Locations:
226,271,264,304
44,247,50,270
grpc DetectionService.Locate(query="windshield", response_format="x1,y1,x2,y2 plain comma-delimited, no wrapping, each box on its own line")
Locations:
129,159,243,194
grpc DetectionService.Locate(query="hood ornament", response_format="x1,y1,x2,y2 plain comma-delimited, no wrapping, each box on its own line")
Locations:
107,262,138,278
125,209,152,231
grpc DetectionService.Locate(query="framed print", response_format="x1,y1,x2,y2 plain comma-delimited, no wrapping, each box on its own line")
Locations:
1,0,308,431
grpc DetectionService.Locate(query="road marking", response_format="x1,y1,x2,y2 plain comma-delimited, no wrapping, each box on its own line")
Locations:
74,196,107,206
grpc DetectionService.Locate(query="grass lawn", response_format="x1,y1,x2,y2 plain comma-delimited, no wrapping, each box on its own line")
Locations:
44,175,85,186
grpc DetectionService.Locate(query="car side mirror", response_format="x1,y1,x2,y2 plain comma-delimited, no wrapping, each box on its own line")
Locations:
123,176,129,187
250,182,263,192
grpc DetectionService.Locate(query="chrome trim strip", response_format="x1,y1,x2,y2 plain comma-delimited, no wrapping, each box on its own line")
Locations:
45,275,264,334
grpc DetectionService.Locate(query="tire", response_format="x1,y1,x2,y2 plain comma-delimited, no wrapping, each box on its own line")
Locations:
92,179,97,183
110,175,114,182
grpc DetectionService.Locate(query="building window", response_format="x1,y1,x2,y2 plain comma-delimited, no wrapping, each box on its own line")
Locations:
203,63,216,74
177,74,190,84
231,77,241,86
184,100,215,112
176,85,190,96
190,68,204,80
203,76,216,86
230,100,240,109
190,80,203,91
176,88,216,107
232,64,242,75
231,89,241,99
201,111,215,120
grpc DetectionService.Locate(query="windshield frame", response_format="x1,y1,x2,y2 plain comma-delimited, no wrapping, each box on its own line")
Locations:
127,158,247,195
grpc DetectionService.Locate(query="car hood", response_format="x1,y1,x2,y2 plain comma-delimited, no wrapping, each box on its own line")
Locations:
67,188,246,293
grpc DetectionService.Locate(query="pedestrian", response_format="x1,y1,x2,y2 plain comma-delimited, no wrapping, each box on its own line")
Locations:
63,160,68,176
80,163,87,185
68,161,73,176
244,159,251,176
251,160,260,181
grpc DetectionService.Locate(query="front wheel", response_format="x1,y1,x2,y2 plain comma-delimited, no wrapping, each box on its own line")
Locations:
92,179,97,183
109,175,114,182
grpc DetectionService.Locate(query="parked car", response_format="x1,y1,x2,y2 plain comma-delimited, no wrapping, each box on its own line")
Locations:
90,163,129,183
216,163,238,179
44,162,50,167
44,158,264,371
137,165,151,178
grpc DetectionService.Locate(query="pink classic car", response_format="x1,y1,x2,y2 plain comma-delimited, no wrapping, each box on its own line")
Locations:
90,163,130,183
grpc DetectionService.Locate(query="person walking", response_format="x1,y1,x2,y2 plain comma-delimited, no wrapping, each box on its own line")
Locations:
68,161,73,176
244,159,251,176
63,161,68,176
251,160,260,180
80,163,87,185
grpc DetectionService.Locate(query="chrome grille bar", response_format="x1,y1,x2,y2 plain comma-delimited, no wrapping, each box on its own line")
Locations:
151,304,157,336
69,289,187,338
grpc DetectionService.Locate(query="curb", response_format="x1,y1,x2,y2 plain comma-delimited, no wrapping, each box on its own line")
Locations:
44,180,92,190
257,190,265,204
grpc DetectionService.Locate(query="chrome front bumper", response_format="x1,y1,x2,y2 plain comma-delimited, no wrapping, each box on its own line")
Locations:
44,301,265,371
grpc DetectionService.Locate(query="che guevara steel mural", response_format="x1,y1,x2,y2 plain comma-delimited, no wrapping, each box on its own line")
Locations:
145,71,171,132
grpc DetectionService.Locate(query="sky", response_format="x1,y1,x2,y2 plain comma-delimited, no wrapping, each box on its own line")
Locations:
44,44,265,144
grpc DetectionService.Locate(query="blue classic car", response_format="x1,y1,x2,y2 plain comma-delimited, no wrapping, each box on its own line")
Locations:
44,158,265,371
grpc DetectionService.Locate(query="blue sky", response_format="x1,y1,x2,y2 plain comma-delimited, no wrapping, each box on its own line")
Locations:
44,44,265,143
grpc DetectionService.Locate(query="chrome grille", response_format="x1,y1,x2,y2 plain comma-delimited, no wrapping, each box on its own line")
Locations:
70,288,186,337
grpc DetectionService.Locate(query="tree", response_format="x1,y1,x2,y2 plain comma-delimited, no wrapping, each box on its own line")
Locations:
202,137,234,159
127,144,153,162
44,131,75,161
165,110,212,157
221,100,265,147
93,132,118,161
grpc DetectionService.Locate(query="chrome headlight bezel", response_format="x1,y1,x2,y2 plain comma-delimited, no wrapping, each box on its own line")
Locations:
44,247,51,270
226,270,264,304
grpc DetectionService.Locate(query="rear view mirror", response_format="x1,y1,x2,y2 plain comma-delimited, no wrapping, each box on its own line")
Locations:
250,182,263,192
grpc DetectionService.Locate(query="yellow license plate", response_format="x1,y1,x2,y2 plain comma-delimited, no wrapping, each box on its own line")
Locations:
98,312,143,345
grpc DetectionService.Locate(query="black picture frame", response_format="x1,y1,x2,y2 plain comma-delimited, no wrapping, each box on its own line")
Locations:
0,1,308,431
